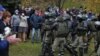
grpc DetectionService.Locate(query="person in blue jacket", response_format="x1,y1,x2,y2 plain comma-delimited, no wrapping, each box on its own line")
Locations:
30,8,42,43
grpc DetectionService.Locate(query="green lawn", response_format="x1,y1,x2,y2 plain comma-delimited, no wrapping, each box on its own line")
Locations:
9,41,70,56
9,39,96,56
9,41,41,56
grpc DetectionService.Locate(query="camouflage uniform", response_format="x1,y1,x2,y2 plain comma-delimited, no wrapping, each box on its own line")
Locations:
52,16,70,56
40,18,56,56
96,28,100,56
71,20,88,56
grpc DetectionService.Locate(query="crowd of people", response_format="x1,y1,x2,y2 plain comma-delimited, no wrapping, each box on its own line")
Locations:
0,4,100,56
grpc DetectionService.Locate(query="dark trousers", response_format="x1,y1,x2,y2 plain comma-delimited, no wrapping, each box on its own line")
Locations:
27,26,32,39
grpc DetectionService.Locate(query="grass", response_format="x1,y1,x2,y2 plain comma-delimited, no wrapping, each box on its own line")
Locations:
9,38,96,56
9,41,41,56
9,41,70,56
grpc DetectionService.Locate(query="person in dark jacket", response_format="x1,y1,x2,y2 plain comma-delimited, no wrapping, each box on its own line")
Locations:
30,8,42,43
0,11,11,56
27,8,35,39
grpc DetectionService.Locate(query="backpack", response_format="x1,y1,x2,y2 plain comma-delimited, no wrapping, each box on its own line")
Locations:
56,21,69,37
